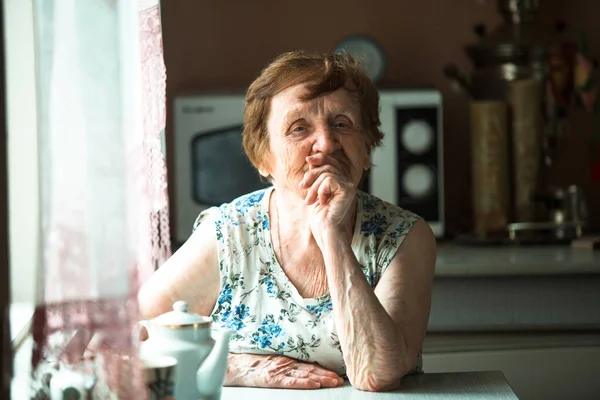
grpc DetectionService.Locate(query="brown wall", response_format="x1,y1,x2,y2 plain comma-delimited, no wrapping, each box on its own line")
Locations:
161,0,600,236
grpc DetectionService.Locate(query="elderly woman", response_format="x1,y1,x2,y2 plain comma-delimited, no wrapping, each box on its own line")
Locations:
138,50,436,392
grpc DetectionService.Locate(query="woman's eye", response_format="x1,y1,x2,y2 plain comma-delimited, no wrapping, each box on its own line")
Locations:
335,122,349,128
292,126,306,133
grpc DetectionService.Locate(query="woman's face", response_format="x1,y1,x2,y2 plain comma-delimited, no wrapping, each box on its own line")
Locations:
261,82,370,195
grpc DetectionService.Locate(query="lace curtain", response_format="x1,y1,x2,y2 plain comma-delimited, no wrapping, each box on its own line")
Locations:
30,0,170,397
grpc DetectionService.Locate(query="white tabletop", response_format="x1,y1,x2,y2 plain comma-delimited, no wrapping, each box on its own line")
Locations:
222,371,518,400
435,245,600,277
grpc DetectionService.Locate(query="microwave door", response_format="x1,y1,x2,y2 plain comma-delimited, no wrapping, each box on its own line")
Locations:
192,125,269,208
370,90,444,237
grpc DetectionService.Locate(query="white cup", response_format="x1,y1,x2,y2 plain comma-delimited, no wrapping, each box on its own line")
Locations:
142,355,178,400
49,368,93,400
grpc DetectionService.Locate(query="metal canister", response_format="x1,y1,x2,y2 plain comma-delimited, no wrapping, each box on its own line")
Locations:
508,78,543,222
470,100,511,237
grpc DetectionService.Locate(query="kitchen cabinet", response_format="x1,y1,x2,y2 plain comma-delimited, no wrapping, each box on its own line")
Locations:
428,246,600,399
424,340,600,400
430,246,600,331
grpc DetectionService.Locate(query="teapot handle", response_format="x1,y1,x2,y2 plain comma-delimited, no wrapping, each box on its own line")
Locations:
132,320,150,343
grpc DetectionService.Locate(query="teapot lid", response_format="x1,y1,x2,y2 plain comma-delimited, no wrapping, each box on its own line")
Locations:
151,301,212,328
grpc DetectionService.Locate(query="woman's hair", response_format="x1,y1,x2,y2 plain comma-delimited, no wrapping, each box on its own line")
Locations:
242,50,384,172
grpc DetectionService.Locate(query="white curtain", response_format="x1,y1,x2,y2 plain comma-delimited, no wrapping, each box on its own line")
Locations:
30,0,170,397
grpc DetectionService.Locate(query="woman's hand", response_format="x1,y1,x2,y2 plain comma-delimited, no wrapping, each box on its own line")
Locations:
225,353,344,389
299,153,356,244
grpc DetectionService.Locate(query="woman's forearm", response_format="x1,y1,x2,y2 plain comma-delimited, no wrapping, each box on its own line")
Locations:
321,229,412,391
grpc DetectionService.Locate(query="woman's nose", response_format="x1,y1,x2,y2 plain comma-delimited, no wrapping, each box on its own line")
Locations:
312,125,341,154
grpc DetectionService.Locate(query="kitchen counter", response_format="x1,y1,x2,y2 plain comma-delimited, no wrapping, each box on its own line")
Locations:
435,245,600,277
429,245,600,332
222,371,517,399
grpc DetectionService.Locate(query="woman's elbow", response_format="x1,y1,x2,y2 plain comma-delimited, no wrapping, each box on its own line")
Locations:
348,358,415,392
350,374,402,392
137,279,168,319
137,283,153,318
349,367,408,392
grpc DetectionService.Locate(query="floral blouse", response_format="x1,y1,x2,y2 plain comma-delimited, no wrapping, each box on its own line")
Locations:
193,187,423,377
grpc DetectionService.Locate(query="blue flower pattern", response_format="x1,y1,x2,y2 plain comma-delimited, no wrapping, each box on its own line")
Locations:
263,277,278,296
218,283,232,304
306,298,333,319
221,303,253,330
252,315,285,349
194,188,422,375
360,214,388,237
235,191,265,215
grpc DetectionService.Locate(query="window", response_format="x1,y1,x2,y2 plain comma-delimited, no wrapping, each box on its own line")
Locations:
5,0,39,309
4,5,38,390
1,2,11,397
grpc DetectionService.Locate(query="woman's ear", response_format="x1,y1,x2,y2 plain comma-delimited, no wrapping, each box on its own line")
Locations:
257,144,273,177
258,167,270,177
257,159,271,178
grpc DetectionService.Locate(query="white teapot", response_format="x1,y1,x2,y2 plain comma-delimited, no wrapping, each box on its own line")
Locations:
139,301,232,400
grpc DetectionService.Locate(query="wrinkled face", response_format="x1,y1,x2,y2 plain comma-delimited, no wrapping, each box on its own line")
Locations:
260,82,371,195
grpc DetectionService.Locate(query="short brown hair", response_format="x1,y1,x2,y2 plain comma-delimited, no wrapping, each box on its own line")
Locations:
242,50,384,172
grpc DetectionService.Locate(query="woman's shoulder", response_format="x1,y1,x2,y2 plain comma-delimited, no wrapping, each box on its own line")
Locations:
355,191,422,280
193,187,272,232
357,190,420,225
228,187,271,214
356,190,421,247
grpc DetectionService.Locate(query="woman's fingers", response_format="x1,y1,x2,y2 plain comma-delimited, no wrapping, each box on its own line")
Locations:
283,370,342,388
311,375,343,388
306,153,345,172
305,172,350,208
300,164,339,189
296,362,345,382
317,176,336,206
296,364,344,388
304,173,331,205
277,376,321,389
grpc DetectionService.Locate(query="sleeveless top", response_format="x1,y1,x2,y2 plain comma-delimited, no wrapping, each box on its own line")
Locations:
193,187,423,377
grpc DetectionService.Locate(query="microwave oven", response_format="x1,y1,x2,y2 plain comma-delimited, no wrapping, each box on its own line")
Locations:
172,89,444,245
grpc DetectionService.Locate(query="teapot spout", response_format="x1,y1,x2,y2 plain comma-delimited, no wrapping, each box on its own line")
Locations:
196,329,233,399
